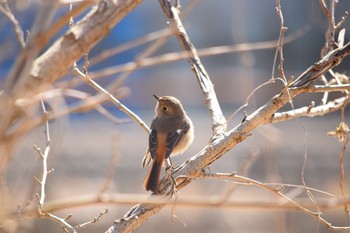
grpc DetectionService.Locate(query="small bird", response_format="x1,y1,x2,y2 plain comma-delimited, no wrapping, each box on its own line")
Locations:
143,95,194,193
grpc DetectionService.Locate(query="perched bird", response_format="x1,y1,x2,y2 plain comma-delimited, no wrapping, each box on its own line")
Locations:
143,95,194,193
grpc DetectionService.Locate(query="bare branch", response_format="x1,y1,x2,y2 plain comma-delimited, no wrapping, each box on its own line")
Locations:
76,209,109,230
320,0,348,56
297,84,350,93
273,0,288,83
87,26,309,81
72,67,150,133
159,0,226,134
89,28,172,66
26,0,142,93
290,41,350,87
197,172,350,230
33,99,110,233
34,99,77,232
0,1,26,48
36,99,51,209
23,191,350,214
4,0,93,93
272,95,350,123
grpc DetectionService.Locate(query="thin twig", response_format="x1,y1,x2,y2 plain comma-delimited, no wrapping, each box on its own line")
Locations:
89,28,172,66
272,95,350,123
87,26,309,81
72,67,150,133
76,209,109,230
90,0,197,67
198,172,350,230
273,0,288,84
0,2,26,48
37,99,51,208
34,99,77,232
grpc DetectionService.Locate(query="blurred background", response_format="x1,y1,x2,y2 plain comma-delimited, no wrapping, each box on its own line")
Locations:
1,0,350,232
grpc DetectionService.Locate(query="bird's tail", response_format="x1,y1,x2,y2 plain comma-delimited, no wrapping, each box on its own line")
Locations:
143,156,164,193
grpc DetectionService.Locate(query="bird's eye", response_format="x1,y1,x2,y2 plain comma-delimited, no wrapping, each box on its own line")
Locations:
162,106,168,111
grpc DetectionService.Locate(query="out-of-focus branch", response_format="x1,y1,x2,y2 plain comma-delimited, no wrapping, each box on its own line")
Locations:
27,0,142,93
72,68,150,133
23,188,349,214
0,0,143,174
4,0,93,93
197,172,350,230
0,1,25,48
89,28,172,66
88,26,309,80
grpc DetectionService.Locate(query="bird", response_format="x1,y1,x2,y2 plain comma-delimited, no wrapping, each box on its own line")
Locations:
143,95,194,193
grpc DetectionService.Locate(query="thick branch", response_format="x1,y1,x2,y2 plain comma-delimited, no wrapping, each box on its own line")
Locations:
290,41,350,87
28,0,143,93
106,30,350,231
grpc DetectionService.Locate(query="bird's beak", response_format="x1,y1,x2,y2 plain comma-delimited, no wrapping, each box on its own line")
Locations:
153,95,160,101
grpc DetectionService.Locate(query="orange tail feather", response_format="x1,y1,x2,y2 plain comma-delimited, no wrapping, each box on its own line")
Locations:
144,156,164,193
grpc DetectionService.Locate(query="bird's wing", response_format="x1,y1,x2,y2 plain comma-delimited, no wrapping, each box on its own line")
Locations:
165,124,189,158
148,128,158,159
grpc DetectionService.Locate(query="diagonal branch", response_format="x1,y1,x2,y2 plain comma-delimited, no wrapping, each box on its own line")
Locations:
105,28,350,231
0,1,26,48
290,41,350,88
72,68,150,133
27,0,143,93
159,0,226,134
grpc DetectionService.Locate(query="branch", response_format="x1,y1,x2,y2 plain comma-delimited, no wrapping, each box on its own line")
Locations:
272,95,350,123
4,0,93,93
72,68,150,133
159,0,226,134
87,26,308,80
34,100,77,232
290,41,350,87
197,172,350,230
0,1,25,48
36,100,51,209
104,1,350,232
27,0,143,93
34,99,110,232
106,32,350,231
297,84,350,93
23,190,349,214
273,0,288,83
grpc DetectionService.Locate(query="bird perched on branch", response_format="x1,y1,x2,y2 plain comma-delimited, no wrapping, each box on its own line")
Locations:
143,95,194,193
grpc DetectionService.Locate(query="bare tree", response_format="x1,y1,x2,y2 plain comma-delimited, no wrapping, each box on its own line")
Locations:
1,0,350,233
